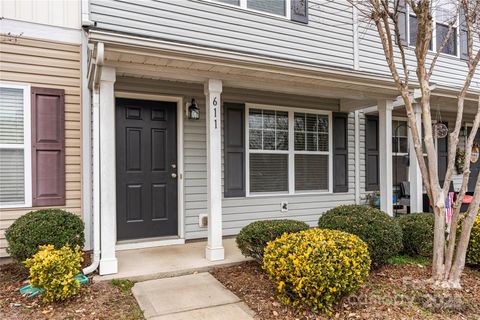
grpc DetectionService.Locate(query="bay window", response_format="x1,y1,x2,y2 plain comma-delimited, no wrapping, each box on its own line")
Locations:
246,106,331,195
0,84,31,208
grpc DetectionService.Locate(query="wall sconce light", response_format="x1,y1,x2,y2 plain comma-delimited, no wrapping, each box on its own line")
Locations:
186,98,200,120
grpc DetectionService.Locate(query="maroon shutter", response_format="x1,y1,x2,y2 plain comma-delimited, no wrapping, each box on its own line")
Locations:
31,87,65,206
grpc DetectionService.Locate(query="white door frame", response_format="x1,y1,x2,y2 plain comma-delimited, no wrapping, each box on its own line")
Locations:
114,91,185,250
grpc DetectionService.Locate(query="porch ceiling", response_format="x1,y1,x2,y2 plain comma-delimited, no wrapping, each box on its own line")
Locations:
101,45,398,106
90,29,478,113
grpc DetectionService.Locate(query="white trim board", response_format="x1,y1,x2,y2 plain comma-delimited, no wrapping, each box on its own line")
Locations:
0,19,81,44
116,238,185,251
114,91,186,241
0,82,32,209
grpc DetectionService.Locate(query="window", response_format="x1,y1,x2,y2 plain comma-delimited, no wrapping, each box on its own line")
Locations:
294,113,329,191
248,109,289,193
246,106,331,195
392,119,409,189
0,84,31,208
213,0,289,18
406,0,459,56
435,0,457,55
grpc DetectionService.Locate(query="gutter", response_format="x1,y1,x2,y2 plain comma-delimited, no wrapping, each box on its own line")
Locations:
83,42,104,275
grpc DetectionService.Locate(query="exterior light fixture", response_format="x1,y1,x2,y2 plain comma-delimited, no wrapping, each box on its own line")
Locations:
187,98,200,120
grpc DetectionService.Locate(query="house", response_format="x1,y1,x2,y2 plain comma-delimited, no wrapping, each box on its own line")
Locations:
0,0,478,275
0,0,88,258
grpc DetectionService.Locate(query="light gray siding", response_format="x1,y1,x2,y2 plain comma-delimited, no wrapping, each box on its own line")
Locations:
114,77,359,240
90,0,355,69
357,19,480,90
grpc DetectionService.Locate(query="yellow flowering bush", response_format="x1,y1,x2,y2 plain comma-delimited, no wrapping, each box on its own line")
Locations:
263,228,371,315
466,214,480,266
24,244,83,302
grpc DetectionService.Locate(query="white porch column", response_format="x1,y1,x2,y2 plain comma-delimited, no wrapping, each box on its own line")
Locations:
99,66,118,275
205,79,225,261
378,100,394,216
409,104,424,212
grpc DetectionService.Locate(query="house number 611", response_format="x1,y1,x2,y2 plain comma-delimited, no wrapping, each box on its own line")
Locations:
213,97,218,129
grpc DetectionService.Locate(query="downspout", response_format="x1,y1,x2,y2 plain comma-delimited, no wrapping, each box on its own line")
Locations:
83,43,104,275
354,111,361,204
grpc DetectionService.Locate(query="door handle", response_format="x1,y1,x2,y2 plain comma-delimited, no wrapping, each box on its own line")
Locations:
171,173,177,179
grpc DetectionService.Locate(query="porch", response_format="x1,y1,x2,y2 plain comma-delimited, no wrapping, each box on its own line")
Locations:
95,238,249,282
86,30,479,276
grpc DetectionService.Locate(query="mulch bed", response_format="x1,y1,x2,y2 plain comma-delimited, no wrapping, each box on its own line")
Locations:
211,261,480,320
0,260,143,320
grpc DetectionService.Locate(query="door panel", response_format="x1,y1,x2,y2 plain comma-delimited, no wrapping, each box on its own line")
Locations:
116,98,178,240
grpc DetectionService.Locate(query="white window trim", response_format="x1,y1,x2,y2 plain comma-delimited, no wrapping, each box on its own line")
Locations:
0,82,32,209
392,117,409,157
245,103,333,197
407,2,460,58
204,0,292,20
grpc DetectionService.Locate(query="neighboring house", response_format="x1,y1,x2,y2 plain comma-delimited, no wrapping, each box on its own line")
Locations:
0,0,88,259
0,0,478,275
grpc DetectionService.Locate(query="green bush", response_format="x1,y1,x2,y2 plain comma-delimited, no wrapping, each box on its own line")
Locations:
236,219,309,263
397,213,434,257
263,228,371,315
5,209,84,263
466,214,480,266
318,205,403,267
24,244,83,302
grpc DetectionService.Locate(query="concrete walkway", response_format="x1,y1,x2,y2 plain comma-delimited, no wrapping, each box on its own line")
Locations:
132,272,255,319
95,238,250,282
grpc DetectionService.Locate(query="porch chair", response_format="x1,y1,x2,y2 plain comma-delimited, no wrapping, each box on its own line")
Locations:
398,181,411,214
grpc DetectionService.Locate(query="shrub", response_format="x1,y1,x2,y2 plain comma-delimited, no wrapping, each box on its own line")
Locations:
466,214,480,266
236,220,309,263
318,205,403,267
263,228,371,315
5,209,84,263
397,213,434,257
24,244,83,302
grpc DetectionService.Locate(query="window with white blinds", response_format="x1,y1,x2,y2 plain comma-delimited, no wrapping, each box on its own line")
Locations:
247,106,331,195
0,84,31,207
213,0,288,17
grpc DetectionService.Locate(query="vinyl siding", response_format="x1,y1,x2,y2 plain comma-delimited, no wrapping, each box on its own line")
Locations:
0,0,81,29
89,0,355,69
0,37,82,257
357,19,480,90
114,77,358,240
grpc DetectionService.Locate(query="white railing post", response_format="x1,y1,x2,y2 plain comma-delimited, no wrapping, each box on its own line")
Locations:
205,79,224,261
378,100,394,216
409,104,424,212
99,66,118,275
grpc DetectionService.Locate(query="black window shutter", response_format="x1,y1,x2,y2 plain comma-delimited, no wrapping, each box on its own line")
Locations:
333,113,349,192
365,115,380,191
291,0,308,24
437,122,449,186
396,0,408,45
224,102,246,197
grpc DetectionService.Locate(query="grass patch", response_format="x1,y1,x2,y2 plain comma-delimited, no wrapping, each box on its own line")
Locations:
111,279,135,293
388,255,431,266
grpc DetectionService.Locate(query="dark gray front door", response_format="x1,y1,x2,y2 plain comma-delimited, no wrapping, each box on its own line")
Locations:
115,98,178,241
468,127,480,192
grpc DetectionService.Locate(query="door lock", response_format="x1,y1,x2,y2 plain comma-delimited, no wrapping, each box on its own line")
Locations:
171,173,177,178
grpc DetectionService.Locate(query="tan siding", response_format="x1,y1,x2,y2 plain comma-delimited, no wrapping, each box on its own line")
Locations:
0,36,82,257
